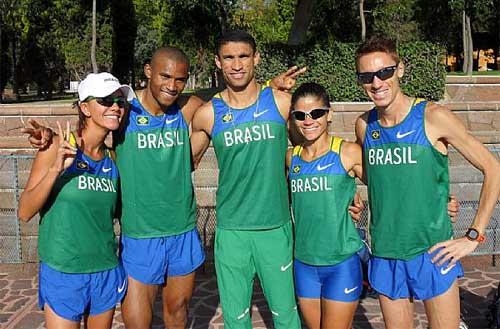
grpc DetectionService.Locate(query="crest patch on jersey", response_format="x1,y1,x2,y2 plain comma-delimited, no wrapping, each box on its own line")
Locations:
292,165,301,174
222,113,233,123
76,160,89,170
137,115,149,126
371,130,380,140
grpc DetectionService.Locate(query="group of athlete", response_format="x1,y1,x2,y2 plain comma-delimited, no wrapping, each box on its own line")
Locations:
18,29,500,329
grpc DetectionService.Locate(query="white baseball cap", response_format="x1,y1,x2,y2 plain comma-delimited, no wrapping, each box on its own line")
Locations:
78,72,136,102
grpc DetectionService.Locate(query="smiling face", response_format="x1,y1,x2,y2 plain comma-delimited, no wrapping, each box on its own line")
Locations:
291,95,330,142
215,41,260,91
357,51,404,110
80,90,125,131
145,57,189,108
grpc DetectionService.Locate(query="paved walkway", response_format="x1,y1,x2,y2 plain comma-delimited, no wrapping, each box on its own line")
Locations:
1,257,498,329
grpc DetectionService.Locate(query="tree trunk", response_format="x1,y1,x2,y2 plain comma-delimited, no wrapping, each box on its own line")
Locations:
0,24,3,103
287,0,314,46
360,0,366,42
91,0,98,73
12,33,18,100
495,0,500,69
462,10,472,75
465,12,473,75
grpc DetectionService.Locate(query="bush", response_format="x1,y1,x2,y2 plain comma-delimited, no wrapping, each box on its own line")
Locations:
257,40,446,101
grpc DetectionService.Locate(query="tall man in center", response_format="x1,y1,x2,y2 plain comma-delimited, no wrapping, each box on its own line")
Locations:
191,30,302,328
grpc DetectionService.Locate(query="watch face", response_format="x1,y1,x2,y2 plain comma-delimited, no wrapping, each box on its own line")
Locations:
467,229,479,239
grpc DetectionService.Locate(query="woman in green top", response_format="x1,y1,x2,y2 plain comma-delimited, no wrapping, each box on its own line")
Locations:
286,82,365,329
18,72,134,329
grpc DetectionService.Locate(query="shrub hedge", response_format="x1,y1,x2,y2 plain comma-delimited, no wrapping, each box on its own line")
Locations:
257,40,446,101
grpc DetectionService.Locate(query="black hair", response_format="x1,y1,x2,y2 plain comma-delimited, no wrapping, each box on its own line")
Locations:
216,30,257,56
151,46,190,68
291,82,330,109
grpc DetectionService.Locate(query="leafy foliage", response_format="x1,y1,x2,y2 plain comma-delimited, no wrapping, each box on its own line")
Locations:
258,40,446,101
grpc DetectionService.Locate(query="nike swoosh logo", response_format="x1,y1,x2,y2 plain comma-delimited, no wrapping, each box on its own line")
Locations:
165,117,179,124
253,109,269,118
316,163,334,171
236,308,249,320
117,279,127,293
102,167,112,173
344,286,358,294
280,260,293,272
396,130,416,139
440,264,456,275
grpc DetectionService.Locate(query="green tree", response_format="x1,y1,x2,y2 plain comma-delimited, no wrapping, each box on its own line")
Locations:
111,0,137,84
233,0,295,44
371,0,420,44
449,0,494,74
0,0,29,100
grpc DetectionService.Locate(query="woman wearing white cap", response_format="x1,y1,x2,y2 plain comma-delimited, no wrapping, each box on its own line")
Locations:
18,72,135,329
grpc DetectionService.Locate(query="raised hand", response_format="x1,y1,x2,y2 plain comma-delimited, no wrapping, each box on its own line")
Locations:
270,66,307,92
21,118,53,150
49,121,77,174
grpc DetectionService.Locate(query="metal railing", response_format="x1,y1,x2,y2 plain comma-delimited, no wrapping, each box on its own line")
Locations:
1,152,499,263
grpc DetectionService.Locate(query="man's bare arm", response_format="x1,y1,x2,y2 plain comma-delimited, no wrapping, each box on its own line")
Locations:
427,103,500,265
190,102,214,169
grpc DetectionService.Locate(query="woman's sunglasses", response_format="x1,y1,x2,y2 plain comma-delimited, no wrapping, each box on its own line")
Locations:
356,65,398,84
85,96,127,108
291,108,329,121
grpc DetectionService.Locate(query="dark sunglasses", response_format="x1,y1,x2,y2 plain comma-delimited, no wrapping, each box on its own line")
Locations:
291,108,329,121
356,65,398,84
85,96,127,108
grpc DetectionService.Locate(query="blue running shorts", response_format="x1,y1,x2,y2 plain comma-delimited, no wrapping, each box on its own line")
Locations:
294,253,362,302
120,228,205,285
369,248,464,300
38,262,126,322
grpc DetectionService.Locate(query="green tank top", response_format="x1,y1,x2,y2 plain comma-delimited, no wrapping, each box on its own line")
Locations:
363,99,452,260
113,99,196,238
210,87,290,230
289,137,363,265
38,147,119,273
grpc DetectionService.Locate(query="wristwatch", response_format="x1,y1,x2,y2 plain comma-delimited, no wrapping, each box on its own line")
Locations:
464,228,486,243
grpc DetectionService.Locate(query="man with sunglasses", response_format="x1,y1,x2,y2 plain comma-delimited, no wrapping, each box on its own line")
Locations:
354,36,500,328
23,45,307,328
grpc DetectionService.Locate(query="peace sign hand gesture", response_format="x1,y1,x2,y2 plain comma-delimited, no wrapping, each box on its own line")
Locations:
49,121,77,174
270,66,307,92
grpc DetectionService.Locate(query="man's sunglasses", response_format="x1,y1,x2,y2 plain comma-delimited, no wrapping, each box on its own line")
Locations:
356,65,398,84
85,96,127,108
291,108,329,121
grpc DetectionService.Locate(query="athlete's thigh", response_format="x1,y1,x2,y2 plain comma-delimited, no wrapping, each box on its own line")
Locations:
378,294,415,329
85,308,115,329
321,299,358,329
121,276,159,327
252,223,300,328
423,280,460,329
44,304,80,329
214,228,255,328
298,297,321,329
252,226,295,305
321,254,362,302
162,272,196,309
